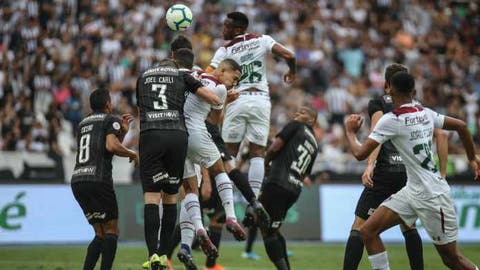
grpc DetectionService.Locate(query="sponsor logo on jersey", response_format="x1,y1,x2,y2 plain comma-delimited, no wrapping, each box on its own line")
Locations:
73,166,96,176
146,110,179,121
404,114,429,126
152,172,169,183
86,211,107,221
389,155,403,164
231,40,260,54
143,66,178,77
81,113,106,124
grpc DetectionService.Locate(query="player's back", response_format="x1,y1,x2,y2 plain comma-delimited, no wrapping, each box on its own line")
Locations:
184,72,226,132
136,63,191,132
71,113,119,185
370,104,450,199
268,121,318,194
211,34,275,92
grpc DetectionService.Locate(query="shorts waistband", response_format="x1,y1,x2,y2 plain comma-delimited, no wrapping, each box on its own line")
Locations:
239,91,269,97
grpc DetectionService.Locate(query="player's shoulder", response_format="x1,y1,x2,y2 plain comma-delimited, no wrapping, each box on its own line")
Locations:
199,73,223,87
223,33,264,49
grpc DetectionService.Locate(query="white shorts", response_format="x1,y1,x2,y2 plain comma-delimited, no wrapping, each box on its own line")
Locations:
184,130,221,177
222,94,271,147
381,187,458,245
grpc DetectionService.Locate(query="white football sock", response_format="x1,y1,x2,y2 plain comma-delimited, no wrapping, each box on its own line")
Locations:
248,157,265,198
214,172,236,219
368,251,390,270
184,193,205,231
179,199,195,248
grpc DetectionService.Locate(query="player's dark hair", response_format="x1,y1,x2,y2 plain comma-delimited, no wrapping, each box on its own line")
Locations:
170,35,192,52
385,63,408,84
302,104,318,126
158,58,179,68
227,11,249,29
89,88,110,112
220,58,241,72
390,72,415,94
173,48,194,69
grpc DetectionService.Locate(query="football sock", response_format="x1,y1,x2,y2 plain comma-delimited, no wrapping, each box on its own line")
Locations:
343,230,364,270
206,225,222,268
214,172,236,219
246,225,258,253
184,193,205,231
83,236,103,270
167,224,181,259
368,251,390,270
403,229,423,270
264,233,289,270
100,233,118,270
228,168,256,203
248,157,265,198
278,232,290,270
179,200,195,248
158,204,177,256
144,204,160,257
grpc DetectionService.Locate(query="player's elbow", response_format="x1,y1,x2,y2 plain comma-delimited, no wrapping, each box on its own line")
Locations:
353,151,368,161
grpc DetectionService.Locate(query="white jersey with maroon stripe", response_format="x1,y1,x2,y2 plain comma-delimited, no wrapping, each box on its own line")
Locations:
369,103,449,199
210,33,276,93
184,72,227,132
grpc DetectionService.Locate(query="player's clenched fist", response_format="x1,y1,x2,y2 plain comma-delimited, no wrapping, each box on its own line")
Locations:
344,114,364,134
469,155,480,180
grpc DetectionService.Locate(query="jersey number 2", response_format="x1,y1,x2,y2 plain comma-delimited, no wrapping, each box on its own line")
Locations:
413,141,438,173
152,84,168,110
79,134,91,164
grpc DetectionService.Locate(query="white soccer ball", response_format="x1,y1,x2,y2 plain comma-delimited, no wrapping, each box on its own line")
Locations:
165,4,193,31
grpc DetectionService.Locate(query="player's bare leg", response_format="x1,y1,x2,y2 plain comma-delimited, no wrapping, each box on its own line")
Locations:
83,223,104,270
435,242,478,270
208,159,246,241
360,206,403,270
225,142,241,158
399,223,423,270
100,219,119,270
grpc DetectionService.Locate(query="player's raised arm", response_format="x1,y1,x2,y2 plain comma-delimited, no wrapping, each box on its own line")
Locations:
344,114,381,161
271,43,296,84
440,115,480,179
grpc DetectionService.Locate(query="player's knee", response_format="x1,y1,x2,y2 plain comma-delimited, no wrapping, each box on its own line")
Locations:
359,225,375,241
183,180,198,194
144,192,161,204
162,193,178,204
249,145,265,158
103,222,119,236
209,160,225,177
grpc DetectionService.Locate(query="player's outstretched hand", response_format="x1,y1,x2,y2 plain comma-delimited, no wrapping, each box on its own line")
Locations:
469,155,480,180
362,164,374,188
121,114,134,132
226,89,240,104
283,71,295,84
344,114,364,134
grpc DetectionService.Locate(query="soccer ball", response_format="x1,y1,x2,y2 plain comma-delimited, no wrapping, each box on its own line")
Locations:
165,4,193,31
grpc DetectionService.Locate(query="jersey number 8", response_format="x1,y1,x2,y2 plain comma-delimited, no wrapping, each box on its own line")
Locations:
79,134,91,164
152,84,168,110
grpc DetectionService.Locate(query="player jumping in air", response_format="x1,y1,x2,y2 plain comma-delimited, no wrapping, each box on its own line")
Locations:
71,89,138,270
345,72,480,270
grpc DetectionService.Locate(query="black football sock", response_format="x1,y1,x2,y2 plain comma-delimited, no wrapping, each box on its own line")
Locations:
83,236,103,270
206,225,222,267
264,233,288,270
144,204,160,257
100,233,118,270
228,169,256,203
167,224,181,259
343,230,364,270
403,229,424,270
158,204,177,256
245,225,258,253
277,232,290,270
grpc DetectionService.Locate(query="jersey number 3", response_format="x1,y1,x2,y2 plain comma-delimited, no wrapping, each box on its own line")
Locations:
291,143,312,175
79,134,91,164
152,84,168,110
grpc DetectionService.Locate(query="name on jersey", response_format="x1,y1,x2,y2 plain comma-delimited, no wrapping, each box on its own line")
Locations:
80,124,93,134
409,128,433,141
304,128,318,149
231,40,260,54
146,110,179,121
73,166,96,176
404,114,429,126
144,76,174,85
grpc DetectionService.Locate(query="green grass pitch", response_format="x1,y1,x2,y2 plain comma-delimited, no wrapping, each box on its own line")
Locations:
0,243,478,269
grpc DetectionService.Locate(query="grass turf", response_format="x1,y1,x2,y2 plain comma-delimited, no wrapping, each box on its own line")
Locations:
0,243,478,269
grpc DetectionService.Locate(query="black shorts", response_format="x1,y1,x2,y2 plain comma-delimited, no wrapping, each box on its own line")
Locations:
72,182,118,225
206,122,231,162
355,171,406,220
259,183,299,230
139,130,188,194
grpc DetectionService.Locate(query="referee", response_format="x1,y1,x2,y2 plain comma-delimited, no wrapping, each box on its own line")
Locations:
137,55,220,270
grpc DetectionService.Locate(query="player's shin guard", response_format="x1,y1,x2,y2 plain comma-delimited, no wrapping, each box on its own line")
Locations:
206,226,222,268
158,204,177,256
83,236,103,270
100,233,118,270
248,157,265,198
179,200,195,248
214,173,236,219
343,230,364,270
228,168,256,203
403,229,423,270
144,204,160,257
264,233,289,270
184,193,205,231
368,251,390,270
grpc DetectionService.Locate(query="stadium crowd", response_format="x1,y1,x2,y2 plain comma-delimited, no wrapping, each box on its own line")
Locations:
0,0,479,176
